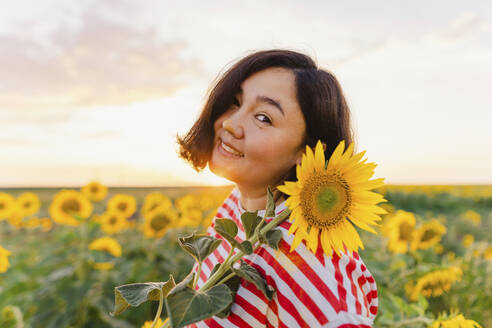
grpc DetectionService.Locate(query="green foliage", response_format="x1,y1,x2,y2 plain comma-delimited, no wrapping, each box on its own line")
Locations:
1,186,491,327
177,233,222,264
112,277,176,316
165,273,232,328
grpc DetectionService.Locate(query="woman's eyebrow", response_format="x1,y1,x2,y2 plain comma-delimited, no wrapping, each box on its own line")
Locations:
238,88,284,116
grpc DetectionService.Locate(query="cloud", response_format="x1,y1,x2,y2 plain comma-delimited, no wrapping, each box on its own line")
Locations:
0,5,206,110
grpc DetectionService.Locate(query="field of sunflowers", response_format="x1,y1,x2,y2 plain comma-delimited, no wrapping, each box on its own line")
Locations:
0,182,491,327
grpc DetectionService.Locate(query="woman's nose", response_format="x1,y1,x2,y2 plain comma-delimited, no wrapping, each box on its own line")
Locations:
222,117,243,139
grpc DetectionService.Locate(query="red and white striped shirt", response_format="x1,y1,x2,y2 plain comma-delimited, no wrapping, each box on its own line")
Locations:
187,187,378,328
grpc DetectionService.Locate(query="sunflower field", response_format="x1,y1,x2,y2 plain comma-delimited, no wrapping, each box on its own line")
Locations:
0,182,491,327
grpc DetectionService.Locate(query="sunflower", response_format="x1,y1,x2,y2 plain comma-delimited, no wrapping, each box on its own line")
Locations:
39,217,53,232
462,210,481,226
141,318,164,328
91,261,115,271
6,206,25,229
381,210,416,254
100,210,128,235
462,234,474,248
89,236,122,257
0,192,16,220
81,181,108,202
405,267,462,301
143,205,177,239
483,245,492,261
142,192,172,218
49,190,93,226
430,311,482,328
15,192,41,217
177,208,203,228
0,245,11,273
277,140,387,257
107,194,137,219
410,219,446,252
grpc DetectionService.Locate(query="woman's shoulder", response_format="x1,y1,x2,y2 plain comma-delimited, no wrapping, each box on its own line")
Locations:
254,218,379,322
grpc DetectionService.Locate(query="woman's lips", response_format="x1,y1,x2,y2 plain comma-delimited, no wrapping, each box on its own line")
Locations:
218,138,244,158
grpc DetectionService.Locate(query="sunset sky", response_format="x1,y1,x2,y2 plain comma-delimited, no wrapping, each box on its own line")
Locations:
1,0,491,187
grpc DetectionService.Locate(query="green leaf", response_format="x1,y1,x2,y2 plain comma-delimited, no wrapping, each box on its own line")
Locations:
265,229,283,250
111,275,176,316
178,232,222,264
214,219,239,248
165,272,233,328
239,240,253,255
240,211,262,239
265,185,276,217
232,259,274,300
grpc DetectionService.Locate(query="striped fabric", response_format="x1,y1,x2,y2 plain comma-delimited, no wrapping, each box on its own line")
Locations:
187,187,378,328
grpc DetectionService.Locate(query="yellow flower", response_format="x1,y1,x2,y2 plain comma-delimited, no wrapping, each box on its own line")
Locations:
6,206,25,229
0,245,12,273
277,140,387,257
406,267,462,301
178,208,203,228
92,261,115,271
49,189,93,226
143,205,177,239
39,217,53,232
107,194,137,219
89,237,122,257
462,234,474,248
430,311,482,328
100,210,128,235
81,181,108,202
141,318,164,328
0,192,16,220
484,245,492,260
462,210,481,226
410,219,447,251
142,192,173,218
23,217,41,228
434,244,444,254
15,192,41,217
381,210,416,254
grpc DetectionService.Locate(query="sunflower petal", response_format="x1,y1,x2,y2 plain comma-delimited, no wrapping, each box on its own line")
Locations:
327,140,345,169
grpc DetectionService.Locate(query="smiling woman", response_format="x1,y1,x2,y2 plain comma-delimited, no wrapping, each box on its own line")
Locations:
176,49,377,327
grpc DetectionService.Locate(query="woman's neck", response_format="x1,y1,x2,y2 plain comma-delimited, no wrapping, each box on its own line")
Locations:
236,184,285,212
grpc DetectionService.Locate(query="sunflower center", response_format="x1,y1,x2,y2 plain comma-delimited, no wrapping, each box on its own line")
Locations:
420,229,438,242
118,203,127,211
149,203,159,212
109,217,118,225
23,201,31,208
91,186,99,193
62,198,81,214
0,203,5,209
150,214,170,231
301,170,351,228
399,222,414,241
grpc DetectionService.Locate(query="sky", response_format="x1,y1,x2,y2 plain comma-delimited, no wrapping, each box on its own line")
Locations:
1,0,491,187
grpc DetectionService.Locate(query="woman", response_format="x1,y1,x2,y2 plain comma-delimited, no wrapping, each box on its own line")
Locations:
177,49,378,327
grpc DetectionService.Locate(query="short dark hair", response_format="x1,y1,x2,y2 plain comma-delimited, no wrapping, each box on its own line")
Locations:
176,49,355,187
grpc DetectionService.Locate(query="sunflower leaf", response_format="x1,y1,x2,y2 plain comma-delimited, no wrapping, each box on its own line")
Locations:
265,185,276,217
212,268,242,318
240,211,262,239
232,259,275,300
239,240,253,255
111,275,176,316
165,272,233,328
265,229,283,250
178,232,222,264
214,219,240,248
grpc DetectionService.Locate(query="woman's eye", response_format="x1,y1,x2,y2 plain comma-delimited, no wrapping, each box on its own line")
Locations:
232,97,240,107
255,114,272,124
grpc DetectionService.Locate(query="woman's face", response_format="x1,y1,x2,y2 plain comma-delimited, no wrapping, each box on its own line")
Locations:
209,67,307,191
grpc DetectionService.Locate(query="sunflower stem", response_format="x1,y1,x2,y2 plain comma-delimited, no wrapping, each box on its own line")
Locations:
199,208,291,293
150,289,163,328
